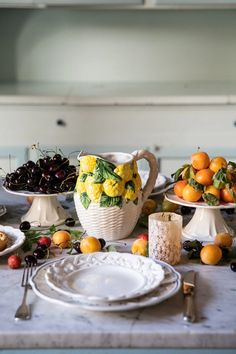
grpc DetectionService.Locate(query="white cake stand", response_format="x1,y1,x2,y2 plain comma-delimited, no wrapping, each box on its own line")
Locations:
3,187,72,227
165,190,235,242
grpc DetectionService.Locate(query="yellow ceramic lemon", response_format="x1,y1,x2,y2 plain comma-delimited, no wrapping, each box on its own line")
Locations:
103,179,125,197
80,156,97,173
123,188,137,201
85,176,103,203
76,178,86,193
114,164,133,182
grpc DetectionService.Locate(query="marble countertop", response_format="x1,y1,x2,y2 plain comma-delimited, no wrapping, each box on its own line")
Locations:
0,188,236,350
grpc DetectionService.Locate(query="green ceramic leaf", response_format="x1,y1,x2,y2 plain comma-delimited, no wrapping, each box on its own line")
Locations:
100,193,122,208
125,180,135,191
80,192,91,209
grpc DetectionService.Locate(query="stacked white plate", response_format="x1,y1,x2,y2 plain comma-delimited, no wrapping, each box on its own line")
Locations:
139,170,172,196
30,252,181,312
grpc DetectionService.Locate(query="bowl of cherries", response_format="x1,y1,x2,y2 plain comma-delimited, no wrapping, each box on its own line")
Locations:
3,152,78,227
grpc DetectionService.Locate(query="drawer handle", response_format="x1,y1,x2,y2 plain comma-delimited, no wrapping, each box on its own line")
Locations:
56,119,66,127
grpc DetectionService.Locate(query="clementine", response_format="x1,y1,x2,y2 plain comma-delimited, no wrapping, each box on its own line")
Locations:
220,186,236,203
195,168,214,186
210,156,227,173
182,184,202,202
174,180,188,198
204,185,220,199
191,151,210,170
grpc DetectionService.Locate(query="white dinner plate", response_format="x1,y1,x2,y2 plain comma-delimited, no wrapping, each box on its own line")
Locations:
0,225,25,256
30,259,181,312
45,253,165,303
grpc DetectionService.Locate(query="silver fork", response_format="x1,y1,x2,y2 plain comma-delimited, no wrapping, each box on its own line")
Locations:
14,263,36,321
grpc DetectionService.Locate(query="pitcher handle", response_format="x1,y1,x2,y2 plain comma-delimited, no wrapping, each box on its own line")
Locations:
132,150,158,202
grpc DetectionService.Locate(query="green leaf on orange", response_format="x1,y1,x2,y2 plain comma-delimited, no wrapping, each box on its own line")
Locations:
188,178,204,192
213,167,231,189
202,192,220,206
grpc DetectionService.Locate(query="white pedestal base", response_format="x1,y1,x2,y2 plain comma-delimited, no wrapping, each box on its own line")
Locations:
21,196,70,227
183,208,234,242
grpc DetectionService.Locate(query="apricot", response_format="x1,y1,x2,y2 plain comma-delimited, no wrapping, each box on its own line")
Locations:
131,239,148,257
52,230,71,249
80,236,101,253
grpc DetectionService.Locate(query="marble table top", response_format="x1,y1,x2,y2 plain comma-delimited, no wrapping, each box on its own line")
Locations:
0,187,236,350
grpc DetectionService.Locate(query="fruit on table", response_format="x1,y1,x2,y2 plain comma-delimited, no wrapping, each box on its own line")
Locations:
200,244,222,265
52,230,71,248
182,239,203,259
98,238,106,249
24,254,37,265
4,152,77,194
37,236,52,248
19,221,31,232
33,247,47,259
65,217,76,227
8,255,22,269
80,236,102,253
161,199,178,212
142,198,157,215
137,233,148,241
172,151,236,206
214,232,233,248
230,262,236,272
76,156,142,209
131,238,148,257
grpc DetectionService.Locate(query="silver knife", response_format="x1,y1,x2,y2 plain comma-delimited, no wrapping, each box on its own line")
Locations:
183,270,196,323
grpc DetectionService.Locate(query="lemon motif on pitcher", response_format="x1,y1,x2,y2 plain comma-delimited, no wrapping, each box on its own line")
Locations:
80,156,97,173
124,180,138,201
103,179,125,197
114,163,133,182
76,179,86,194
76,155,143,210
85,176,103,203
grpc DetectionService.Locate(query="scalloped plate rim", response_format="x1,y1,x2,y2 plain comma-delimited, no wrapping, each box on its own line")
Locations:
0,225,25,256
44,252,165,303
30,258,181,312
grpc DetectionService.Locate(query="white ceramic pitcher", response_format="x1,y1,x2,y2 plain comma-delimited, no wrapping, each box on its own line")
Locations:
74,149,158,241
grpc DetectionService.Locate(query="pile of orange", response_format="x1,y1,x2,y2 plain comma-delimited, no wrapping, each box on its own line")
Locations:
172,151,236,205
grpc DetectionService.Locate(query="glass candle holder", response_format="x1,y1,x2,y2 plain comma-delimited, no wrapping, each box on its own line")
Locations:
148,212,183,265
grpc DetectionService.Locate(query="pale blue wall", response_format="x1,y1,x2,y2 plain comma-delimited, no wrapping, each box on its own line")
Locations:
0,9,236,83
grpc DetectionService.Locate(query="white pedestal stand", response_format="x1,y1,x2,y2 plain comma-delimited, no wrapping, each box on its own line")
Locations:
165,191,235,242
21,195,69,227
4,188,71,227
